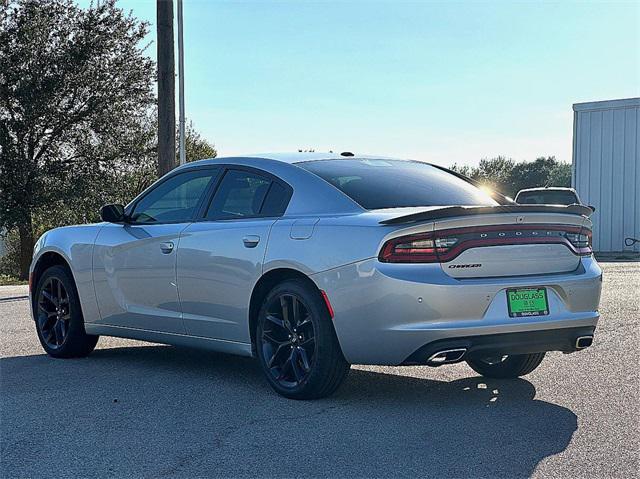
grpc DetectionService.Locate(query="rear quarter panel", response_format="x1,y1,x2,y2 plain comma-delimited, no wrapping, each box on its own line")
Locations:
263,215,394,275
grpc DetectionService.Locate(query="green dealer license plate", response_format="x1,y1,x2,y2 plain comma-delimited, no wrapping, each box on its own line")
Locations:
506,288,549,317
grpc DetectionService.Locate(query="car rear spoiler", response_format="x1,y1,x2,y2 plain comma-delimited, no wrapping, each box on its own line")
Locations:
379,204,593,225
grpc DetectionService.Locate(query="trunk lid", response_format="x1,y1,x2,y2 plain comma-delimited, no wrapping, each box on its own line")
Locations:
378,205,592,279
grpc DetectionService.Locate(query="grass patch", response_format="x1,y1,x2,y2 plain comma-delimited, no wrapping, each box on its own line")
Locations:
0,274,27,286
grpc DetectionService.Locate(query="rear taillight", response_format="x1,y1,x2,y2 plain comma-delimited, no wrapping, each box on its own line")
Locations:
564,230,592,255
379,225,593,263
379,233,457,263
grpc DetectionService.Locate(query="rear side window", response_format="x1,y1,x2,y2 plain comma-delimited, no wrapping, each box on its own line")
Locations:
298,159,496,210
516,191,578,205
260,182,290,216
206,169,290,219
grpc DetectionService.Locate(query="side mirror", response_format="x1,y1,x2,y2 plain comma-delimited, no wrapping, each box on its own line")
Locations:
100,204,126,223
588,205,596,213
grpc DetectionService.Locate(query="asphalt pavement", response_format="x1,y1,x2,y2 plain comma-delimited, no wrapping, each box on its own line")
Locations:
1,262,638,478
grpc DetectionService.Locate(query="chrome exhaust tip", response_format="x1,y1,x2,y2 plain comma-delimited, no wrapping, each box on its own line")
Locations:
575,335,594,350
427,348,467,366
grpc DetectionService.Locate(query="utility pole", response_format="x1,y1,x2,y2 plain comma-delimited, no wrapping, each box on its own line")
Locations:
177,0,186,165
157,0,176,177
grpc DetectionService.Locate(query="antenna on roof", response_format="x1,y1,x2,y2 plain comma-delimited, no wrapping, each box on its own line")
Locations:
340,151,354,157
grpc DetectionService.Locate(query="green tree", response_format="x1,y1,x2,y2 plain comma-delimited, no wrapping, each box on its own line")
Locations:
183,120,217,163
548,161,572,187
474,156,517,195
0,0,155,278
513,156,562,193
451,156,572,198
450,156,517,196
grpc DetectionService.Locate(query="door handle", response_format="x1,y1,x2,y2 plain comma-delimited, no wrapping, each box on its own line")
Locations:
160,241,174,254
242,235,260,248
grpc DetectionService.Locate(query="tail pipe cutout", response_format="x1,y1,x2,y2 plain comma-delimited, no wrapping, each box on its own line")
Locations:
426,348,467,366
575,335,594,350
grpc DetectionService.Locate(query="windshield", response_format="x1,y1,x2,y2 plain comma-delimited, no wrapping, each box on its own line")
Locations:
298,159,497,210
516,191,578,205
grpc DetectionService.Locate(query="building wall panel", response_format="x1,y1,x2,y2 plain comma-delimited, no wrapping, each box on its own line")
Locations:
573,98,640,253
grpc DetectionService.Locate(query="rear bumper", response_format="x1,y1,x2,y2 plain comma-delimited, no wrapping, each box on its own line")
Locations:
403,326,596,365
311,256,602,365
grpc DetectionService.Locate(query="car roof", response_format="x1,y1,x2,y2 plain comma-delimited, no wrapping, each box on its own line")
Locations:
517,187,577,193
187,152,403,166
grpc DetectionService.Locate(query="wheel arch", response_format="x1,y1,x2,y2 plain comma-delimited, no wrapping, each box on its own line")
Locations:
30,251,75,314
248,267,325,352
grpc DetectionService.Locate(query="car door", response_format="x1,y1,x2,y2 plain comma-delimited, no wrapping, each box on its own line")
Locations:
177,167,292,343
92,167,220,333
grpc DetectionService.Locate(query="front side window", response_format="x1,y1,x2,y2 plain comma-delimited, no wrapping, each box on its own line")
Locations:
130,169,218,223
298,159,497,210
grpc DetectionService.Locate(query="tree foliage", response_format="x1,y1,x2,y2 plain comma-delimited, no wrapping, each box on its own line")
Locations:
0,0,216,279
0,0,157,277
450,156,572,198
183,120,217,163
0,0,156,221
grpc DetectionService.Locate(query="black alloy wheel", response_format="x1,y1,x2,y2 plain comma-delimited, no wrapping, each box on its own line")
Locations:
37,276,71,349
33,265,99,358
256,280,350,399
261,293,316,387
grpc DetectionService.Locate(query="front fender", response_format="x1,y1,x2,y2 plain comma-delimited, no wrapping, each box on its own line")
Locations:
30,224,104,324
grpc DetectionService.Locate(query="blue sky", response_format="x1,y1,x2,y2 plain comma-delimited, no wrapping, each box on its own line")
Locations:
92,0,639,166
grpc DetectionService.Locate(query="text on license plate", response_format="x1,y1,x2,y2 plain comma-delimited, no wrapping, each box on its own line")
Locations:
506,287,549,317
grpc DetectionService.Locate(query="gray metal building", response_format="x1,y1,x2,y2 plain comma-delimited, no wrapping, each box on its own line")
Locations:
572,97,639,255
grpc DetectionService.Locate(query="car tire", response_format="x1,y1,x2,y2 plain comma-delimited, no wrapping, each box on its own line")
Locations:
466,352,545,379
33,265,99,358
256,279,350,399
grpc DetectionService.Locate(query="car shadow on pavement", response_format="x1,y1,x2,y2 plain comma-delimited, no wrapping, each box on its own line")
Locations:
1,345,577,478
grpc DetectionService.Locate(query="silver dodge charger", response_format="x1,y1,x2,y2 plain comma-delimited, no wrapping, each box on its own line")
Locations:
29,152,602,399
